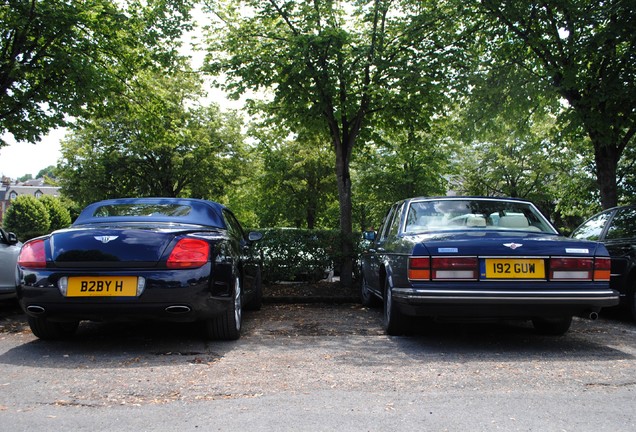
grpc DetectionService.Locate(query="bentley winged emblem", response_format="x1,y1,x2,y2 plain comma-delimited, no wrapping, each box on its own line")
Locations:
94,235,119,244
503,242,523,250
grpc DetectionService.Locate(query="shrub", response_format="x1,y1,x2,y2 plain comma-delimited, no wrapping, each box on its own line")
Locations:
39,195,72,230
3,195,50,241
256,228,342,283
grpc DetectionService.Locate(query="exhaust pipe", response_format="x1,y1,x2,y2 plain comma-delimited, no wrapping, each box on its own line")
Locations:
26,305,46,315
165,305,191,314
578,310,599,320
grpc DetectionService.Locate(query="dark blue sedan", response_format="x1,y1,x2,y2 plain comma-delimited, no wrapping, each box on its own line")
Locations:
16,198,263,340
360,197,619,335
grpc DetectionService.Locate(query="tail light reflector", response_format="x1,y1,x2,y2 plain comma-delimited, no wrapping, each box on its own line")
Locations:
18,239,46,269
593,257,611,281
431,257,478,280
408,257,431,281
549,257,593,280
167,238,210,269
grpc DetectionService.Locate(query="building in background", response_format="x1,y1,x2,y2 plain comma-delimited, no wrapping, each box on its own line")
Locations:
0,177,61,224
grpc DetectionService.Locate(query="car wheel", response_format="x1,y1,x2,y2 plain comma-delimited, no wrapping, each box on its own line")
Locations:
383,275,406,336
360,272,379,307
27,316,79,340
532,316,572,336
203,275,242,341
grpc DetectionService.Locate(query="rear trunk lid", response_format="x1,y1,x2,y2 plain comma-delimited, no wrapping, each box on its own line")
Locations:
410,231,605,257
50,225,200,268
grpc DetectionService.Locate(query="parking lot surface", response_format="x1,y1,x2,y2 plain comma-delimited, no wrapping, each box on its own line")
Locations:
1,300,635,431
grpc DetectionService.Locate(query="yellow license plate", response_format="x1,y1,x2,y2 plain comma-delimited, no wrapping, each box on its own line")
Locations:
67,276,138,297
484,259,545,279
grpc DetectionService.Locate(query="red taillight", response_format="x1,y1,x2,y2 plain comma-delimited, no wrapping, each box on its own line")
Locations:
408,257,431,281
431,257,478,280
18,239,46,269
593,257,611,281
167,238,210,269
549,257,593,280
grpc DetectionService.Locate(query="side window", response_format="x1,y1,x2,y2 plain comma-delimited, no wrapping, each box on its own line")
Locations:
387,203,404,238
378,204,398,242
223,210,245,241
606,207,636,240
571,211,611,241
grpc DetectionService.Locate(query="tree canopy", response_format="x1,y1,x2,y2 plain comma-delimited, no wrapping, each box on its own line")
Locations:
205,0,471,285
0,0,194,146
469,0,636,209
57,68,247,206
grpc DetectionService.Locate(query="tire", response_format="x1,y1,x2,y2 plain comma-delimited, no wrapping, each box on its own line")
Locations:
27,316,79,340
383,275,406,336
532,316,572,336
360,272,380,307
203,275,242,341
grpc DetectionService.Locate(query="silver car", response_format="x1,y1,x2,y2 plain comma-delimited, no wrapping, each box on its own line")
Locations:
0,229,20,299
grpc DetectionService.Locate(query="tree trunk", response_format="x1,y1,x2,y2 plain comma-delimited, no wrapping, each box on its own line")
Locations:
334,137,354,288
594,144,619,210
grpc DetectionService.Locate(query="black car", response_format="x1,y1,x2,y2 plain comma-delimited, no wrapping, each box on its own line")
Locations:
16,197,263,340
571,205,636,320
360,197,618,335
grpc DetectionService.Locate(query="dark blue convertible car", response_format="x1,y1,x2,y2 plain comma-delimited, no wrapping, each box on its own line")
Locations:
360,197,619,335
16,198,263,340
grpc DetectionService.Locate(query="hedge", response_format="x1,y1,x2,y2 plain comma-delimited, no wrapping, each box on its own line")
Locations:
255,228,344,283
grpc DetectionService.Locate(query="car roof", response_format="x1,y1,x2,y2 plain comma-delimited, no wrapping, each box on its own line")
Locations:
73,197,227,228
405,196,534,203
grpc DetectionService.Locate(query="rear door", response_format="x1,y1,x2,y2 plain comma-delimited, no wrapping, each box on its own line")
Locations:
603,207,636,296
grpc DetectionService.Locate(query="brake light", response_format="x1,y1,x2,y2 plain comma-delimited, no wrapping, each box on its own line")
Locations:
431,257,478,280
167,238,210,269
408,257,430,281
593,257,611,281
549,257,593,280
18,239,46,269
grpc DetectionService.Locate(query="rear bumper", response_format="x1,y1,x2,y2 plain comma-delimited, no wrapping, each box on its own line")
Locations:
392,285,620,318
16,265,234,323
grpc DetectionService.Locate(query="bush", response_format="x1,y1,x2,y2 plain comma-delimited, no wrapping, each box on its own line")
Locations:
256,228,342,283
3,195,50,241
38,195,72,231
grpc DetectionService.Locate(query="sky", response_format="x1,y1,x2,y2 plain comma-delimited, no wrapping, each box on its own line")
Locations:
0,129,66,179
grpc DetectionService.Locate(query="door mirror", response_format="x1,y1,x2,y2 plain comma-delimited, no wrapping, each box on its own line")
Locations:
362,231,376,241
1,229,18,245
248,231,263,242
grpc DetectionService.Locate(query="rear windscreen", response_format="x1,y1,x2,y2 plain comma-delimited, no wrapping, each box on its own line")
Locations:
93,204,192,218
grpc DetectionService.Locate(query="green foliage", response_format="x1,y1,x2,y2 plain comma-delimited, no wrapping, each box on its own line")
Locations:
0,0,193,146
353,123,453,230
57,68,247,206
3,196,50,241
256,228,342,283
36,166,58,183
248,125,338,229
468,0,636,208
206,0,472,285
38,196,72,231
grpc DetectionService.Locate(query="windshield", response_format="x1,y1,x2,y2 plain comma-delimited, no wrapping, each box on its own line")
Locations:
404,199,556,234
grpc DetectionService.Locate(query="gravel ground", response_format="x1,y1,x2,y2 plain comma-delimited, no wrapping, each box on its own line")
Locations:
1,289,636,431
